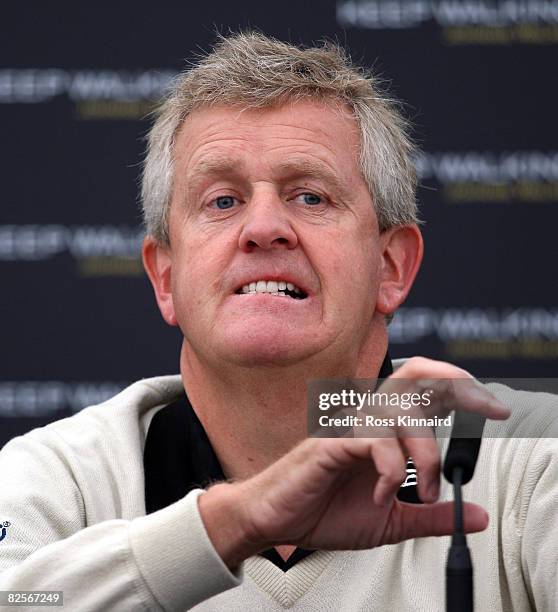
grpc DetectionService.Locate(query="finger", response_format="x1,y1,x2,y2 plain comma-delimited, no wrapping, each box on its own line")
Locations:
390,356,474,381
338,438,408,506
366,439,408,507
450,380,510,420
383,501,488,545
352,410,440,505
387,357,511,421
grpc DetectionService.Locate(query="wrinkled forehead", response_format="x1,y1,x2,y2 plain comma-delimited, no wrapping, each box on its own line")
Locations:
172,98,363,182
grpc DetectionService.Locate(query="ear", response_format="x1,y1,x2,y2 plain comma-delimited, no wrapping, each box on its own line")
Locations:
375,224,423,315
141,236,178,326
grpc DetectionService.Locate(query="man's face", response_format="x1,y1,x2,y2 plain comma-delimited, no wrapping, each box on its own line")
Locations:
163,99,388,367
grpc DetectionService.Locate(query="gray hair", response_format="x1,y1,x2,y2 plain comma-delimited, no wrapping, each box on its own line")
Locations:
141,30,419,246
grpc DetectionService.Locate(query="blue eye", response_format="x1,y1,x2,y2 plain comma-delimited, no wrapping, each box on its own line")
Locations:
300,193,322,205
214,195,236,210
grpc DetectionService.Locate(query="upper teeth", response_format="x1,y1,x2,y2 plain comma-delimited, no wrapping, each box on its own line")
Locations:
239,280,303,295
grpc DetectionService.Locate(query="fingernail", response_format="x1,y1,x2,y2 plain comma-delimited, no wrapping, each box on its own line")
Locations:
491,399,511,416
428,481,439,501
374,487,391,507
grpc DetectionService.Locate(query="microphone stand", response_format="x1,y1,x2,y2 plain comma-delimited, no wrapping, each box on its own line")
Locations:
446,466,473,612
443,411,486,612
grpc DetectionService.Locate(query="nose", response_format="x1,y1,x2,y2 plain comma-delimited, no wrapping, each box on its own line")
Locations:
238,189,298,252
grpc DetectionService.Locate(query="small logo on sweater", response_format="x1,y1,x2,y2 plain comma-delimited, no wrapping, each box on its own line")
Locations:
401,458,417,488
0,521,11,541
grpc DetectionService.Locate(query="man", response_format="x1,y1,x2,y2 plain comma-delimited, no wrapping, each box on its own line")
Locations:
0,31,556,611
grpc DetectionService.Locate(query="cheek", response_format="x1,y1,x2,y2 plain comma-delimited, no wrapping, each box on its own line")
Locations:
316,244,375,312
338,241,381,312
171,234,232,315
169,242,206,319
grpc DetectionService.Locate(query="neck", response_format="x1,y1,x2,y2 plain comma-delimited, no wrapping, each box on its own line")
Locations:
180,326,389,481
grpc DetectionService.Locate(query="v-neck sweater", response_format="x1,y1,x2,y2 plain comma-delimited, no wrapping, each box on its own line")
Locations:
0,363,557,611
143,352,397,574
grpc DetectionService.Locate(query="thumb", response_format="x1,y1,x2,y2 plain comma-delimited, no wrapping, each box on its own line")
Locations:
383,501,489,544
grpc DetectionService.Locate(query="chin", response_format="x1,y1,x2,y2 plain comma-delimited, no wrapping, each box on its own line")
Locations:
221,331,318,367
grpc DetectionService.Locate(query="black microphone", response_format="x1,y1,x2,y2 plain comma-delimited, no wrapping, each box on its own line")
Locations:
443,411,486,484
443,410,486,612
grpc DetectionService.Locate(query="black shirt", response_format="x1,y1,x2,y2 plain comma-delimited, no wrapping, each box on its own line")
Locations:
143,352,419,572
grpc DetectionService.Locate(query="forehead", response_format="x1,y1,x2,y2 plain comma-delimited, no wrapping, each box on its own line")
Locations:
172,99,362,175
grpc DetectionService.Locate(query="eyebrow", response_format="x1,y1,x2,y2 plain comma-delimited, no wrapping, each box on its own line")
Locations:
184,155,351,197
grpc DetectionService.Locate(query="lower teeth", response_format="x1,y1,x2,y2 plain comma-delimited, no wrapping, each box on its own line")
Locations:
244,291,296,298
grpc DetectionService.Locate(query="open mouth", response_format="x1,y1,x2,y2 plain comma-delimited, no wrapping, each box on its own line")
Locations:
235,280,308,300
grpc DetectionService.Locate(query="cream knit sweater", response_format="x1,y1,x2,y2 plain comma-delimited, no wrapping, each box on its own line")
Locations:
0,369,557,611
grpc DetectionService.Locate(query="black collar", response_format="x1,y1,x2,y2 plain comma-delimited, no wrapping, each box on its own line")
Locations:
143,352,416,572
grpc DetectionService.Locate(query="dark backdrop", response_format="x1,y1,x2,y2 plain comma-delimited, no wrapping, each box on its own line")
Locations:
2,2,557,447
